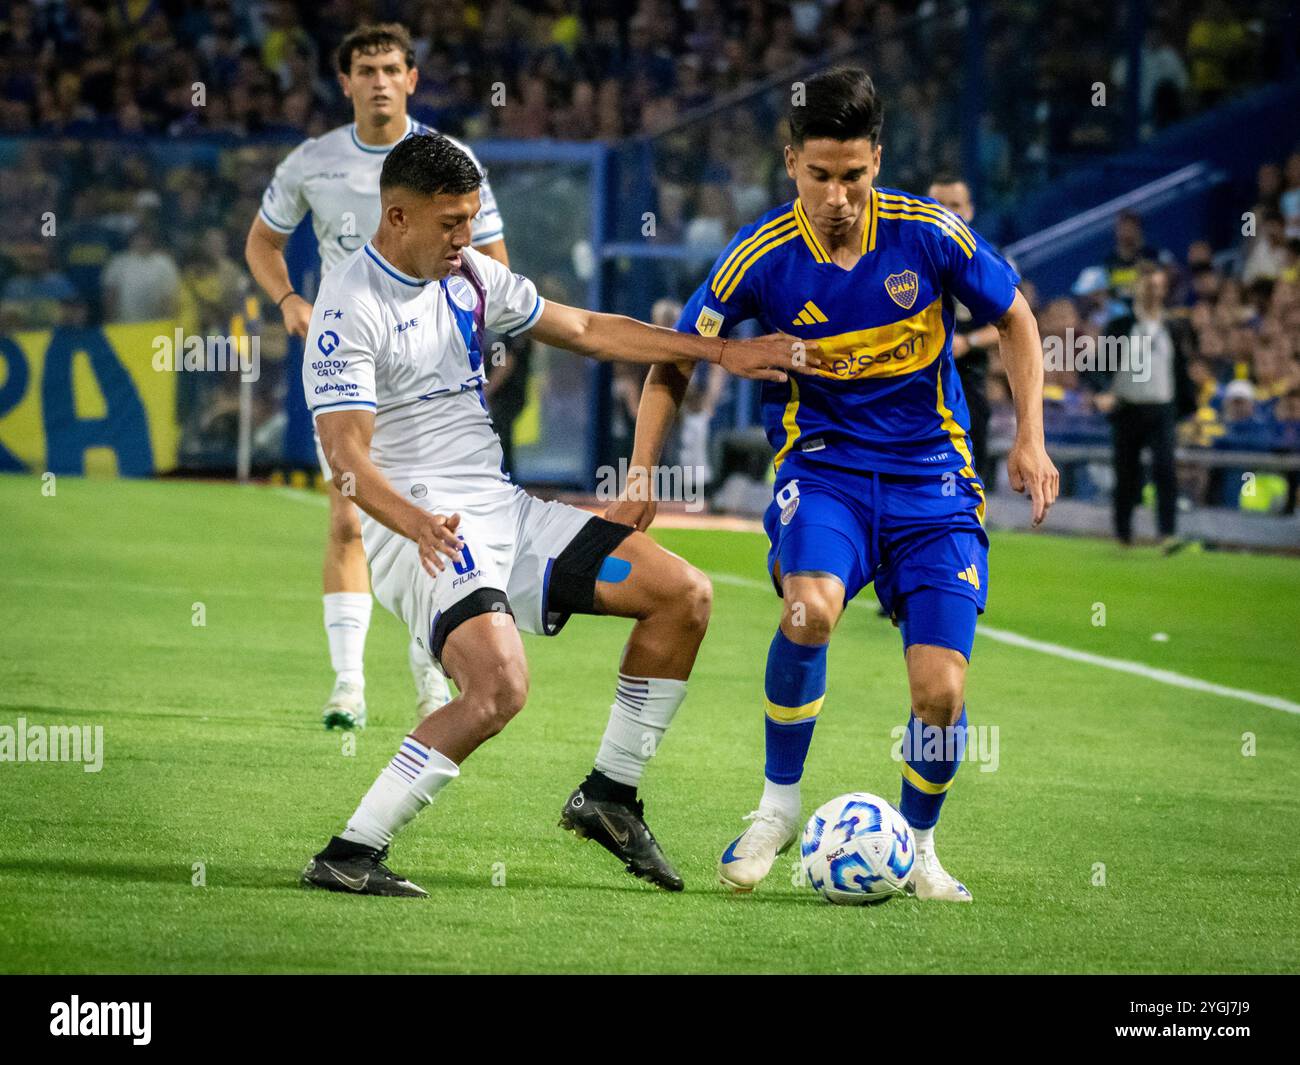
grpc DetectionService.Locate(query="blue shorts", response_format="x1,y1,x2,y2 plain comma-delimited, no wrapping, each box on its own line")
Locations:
763,455,989,659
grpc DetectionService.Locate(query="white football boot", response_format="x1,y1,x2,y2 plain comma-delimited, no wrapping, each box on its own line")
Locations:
908,843,973,902
718,809,799,892
414,669,452,722
321,680,366,730
410,640,453,723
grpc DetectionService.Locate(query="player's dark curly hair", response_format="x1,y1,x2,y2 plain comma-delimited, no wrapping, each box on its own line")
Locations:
789,67,885,145
336,23,416,75
380,134,483,197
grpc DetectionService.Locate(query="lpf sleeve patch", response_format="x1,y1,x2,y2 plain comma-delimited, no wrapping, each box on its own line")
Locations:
694,306,724,337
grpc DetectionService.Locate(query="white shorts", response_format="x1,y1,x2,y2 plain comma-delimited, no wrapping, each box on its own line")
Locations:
363,483,633,662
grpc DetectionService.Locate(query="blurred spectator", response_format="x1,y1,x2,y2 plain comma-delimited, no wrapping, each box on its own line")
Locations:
101,223,181,322
1093,263,1197,548
1110,25,1189,135
182,227,243,335
929,173,1001,485
1242,209,1291,285
1186,0,1254,108
1105,210,1170,305
485,330,533,478
0,244,78,330
1280,152,1300,239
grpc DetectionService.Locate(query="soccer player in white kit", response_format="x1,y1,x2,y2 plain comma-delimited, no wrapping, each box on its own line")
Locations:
245,24,507,731
298,134,818,895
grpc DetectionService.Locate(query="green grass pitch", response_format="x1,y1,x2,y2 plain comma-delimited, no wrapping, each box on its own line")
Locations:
1,472,1298,974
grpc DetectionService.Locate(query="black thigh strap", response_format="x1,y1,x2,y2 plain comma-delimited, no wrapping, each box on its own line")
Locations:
549,517,636,616
431,588,513,661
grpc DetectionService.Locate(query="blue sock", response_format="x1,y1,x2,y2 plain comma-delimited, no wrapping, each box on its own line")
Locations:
763,629,827,784
899,705,967,830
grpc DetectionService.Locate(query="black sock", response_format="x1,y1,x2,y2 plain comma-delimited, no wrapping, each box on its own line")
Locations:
317,835,376,859
581,768,637,805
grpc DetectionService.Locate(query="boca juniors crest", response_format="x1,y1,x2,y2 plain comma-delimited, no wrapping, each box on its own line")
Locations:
884,270,920,310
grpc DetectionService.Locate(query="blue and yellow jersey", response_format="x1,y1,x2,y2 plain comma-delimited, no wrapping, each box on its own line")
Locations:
677,187,1020,477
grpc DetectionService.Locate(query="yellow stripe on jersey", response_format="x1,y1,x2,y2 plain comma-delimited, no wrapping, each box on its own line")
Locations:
876,209,975,259
772,378,802,470
862,187,879,254
809,297,946,381
873,204,977,260
901,762,955,796
935,372,986,524
766,695,825,723
876,192,976,247
794,199,830,263
718,226,799,302
711,212,796,298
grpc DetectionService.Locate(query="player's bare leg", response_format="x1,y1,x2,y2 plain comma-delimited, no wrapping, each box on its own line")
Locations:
411,612,529,764
901,642,973,902
558,530,712,891
320,482,373,730
720,572,842,892
302,613,527,897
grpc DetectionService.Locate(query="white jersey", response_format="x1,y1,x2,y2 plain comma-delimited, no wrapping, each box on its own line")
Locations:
302,242,544,501
259,115,504,275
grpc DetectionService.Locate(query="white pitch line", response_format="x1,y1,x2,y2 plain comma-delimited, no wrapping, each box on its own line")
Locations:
973,626,1300,714
708,571,1300,715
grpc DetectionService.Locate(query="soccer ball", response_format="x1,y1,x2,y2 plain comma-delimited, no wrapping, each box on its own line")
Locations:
800,792,915,905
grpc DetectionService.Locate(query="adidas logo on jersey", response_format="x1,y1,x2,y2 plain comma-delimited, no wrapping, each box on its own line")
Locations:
792,300,828,326
956,565,981,590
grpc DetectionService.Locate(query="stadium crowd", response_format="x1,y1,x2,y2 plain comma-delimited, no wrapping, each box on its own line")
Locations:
1002,154,1300,518
0,1,1296,511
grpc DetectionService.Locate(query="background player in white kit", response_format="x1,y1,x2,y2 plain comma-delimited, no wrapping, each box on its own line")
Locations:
245,24,508,730
299,134,818,895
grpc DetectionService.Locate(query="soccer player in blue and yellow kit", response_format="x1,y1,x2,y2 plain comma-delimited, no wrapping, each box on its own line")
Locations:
607,68,1059,901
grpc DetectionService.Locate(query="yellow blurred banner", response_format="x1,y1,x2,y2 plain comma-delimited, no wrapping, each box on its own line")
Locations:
0,322,179,476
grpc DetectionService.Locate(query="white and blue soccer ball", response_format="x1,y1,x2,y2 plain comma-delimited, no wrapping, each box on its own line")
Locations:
800,792,916,905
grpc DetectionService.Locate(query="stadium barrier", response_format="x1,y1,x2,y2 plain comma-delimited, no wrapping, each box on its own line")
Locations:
0,322,180,476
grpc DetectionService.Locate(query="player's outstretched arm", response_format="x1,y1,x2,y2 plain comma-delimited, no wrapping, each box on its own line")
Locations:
244,215,313,337
996,289,1061,527
526,301,818,382
315,409,464,576
605,361,692,531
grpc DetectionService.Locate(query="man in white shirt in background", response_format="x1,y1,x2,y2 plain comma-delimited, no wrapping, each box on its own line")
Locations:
245,23,508,730
103,224,181,323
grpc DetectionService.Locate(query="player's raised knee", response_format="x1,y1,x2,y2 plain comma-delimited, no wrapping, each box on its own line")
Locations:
464,659,530,739
781,584,841,644
671,563,712,632
909,661,965,724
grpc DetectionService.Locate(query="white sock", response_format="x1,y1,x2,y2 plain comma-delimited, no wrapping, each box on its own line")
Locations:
324,592,371,686
408,635,451,705
759,778,802,824
913,826,935,851
593,674,688,787
340,736,459,849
